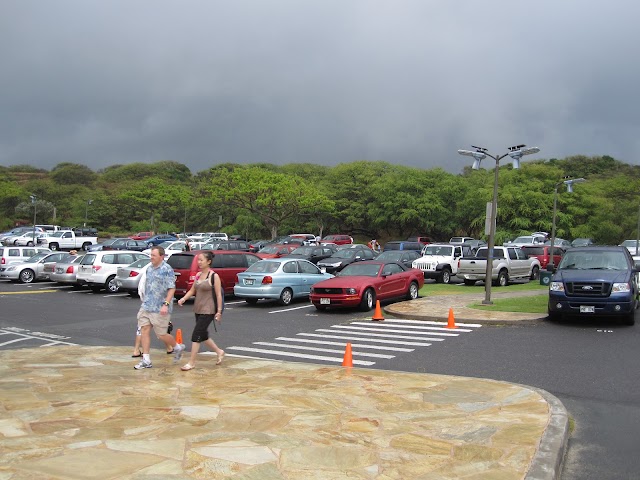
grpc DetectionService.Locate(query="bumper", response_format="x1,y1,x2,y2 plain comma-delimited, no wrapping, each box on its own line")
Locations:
115,278,140,291
309,294,361,308
0,271,20,280
548,293,635,316
50,273,77,284
234,285,282,299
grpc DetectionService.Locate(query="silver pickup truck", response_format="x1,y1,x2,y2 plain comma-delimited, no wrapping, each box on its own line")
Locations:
457,246,541,286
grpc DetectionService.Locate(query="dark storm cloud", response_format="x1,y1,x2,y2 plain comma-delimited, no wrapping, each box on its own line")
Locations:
1,0,639,174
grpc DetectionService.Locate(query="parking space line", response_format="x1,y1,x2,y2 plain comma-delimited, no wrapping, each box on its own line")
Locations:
0,290,57,295
268,304,315,313
327,325,461,337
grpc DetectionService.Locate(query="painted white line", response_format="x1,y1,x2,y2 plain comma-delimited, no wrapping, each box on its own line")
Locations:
268,304,315,313
0,337,32,347
225,300,245,305
328,325,460,337
67,290,91,294
226,346,375,365
349,321,474,332
252,342,395,359
38,285,73,290
297,333,433,346
383,318,483,328
275,337,414,352
40,341,79,346
103,293,130,297
315,328,449,341
225,353,270,360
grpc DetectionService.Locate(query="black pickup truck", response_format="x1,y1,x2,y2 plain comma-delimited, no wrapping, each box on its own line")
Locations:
547,246,640,325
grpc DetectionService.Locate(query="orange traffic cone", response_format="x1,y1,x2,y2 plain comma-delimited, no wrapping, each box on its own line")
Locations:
446,308,457,329
175,328,183,344
342,342,353,367
372,300,385,321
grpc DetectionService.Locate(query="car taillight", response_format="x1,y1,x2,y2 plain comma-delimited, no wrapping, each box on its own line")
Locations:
129,271,139,277
262,276,273,284
1,258,4,264
92,266,102,272
66,266,74,273
235,274,239,284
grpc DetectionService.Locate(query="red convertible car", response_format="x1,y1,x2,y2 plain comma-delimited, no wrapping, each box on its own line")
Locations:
310,260,424,311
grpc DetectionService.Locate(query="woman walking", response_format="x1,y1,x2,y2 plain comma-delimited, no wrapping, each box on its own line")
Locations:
176,251,225,370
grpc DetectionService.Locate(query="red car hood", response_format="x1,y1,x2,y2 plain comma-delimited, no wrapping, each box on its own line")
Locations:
314,275,374,288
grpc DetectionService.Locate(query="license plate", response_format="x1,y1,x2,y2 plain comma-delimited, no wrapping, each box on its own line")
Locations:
580,305,595,313
245,279,254,285
320,298,330,305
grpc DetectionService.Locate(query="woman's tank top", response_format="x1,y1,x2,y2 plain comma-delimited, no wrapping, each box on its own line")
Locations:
193,271,215,315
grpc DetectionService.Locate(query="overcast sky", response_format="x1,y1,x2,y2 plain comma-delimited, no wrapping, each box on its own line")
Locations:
1,0,638,174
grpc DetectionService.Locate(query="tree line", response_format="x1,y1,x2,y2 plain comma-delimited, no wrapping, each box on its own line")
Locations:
1,155,639,245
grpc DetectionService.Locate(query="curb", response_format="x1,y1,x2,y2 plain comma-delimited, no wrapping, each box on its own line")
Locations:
525,387,570,480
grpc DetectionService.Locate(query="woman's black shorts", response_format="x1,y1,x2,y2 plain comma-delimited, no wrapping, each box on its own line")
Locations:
191,314,214,343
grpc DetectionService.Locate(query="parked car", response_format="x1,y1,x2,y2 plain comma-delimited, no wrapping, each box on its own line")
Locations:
115,257,152,296
4,231,45,246
256,244,299,259
76,251,149,293
130,231,154,241
142,240,187,257
412,244,472,284
234,258,334,305
208,240,252,252
249,240,270,253
620,239,640,255
0,226,44,243
374,250,421,269
382,241,423,253
284,245,338,264
548,246,640,325
288,234,318,245
504,235,546,247
0,246,51,266
0,252,73,283
461,239,487,254
43,252,77,277
101,238,149,252
521,245,566,270
571,238,595,247
87,238,120,252
49,254,86,286
321,234,353,246
317,247,377,274
310,261,424,311
167,250,261,297
145,234,178,247
545,238,572,249
407,236,433,245
449,236,475,245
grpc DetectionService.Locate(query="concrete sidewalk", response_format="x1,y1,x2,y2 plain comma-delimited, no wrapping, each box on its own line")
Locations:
0,344,567,479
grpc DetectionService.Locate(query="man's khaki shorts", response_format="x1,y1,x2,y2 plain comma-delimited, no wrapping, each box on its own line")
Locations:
137,309,171,337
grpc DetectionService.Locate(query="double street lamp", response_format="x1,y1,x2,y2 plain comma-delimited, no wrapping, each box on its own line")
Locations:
549,177,586,268
84,199,93,227
458,145,540,305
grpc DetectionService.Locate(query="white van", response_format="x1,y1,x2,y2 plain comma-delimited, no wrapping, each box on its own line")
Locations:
35,224,62,233
0,246,52,266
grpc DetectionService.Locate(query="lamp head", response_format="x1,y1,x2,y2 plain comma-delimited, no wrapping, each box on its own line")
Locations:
458,149,487,169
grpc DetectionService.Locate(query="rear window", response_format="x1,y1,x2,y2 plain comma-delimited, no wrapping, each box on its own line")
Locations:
168,254,196,270
385,242,400,251
522,247,544,256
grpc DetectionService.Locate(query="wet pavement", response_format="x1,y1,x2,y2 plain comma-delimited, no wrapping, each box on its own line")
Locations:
0,290,567,479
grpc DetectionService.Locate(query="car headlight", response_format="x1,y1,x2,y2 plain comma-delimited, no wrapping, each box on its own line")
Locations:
346,288,357,294
327,262,341,267
550,281,564,292
612,282,631,293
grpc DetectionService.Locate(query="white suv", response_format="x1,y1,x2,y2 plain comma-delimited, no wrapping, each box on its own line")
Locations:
77,251,148,293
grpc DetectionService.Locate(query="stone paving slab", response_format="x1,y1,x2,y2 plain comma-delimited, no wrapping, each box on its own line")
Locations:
0,346,565,479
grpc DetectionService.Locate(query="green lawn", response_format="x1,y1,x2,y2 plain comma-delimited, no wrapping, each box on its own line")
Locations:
418,281,549,314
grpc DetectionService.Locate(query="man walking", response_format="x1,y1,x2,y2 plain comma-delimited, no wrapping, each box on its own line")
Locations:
134,245,185,370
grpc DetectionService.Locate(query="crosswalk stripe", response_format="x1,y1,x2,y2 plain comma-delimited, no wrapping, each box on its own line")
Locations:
314,329,446,342
253,342,395,359
327,325,460,337
227,346,375,366
275,337,414,352
349,321,474,332
268,304,315,313
297,332,433,346
383,318,483,328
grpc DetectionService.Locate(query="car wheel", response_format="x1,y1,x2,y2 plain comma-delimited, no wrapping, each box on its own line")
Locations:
245,298,259,305
441,268,451,284
82,242,91,251
314,304,327,311
105,275,119,293
530,265,540,280
359,288,375,312
27,241,34,247
13,240,18,245
493,270,509,287
463,279,476,286
406,281,419,300
49,243,59,251
19,269,35,283
147,242,153,248
279,288,293,306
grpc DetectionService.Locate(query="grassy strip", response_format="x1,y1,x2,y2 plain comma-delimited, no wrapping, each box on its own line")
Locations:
468,294,548,313
419,281,548,297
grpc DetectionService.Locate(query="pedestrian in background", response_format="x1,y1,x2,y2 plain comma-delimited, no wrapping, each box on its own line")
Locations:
176,251,225,371
184,239,191,252
133,245,185,370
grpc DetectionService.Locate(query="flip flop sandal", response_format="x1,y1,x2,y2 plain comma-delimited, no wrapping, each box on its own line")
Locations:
216,351,225,365
132,352,142,358
166,350,174,355
181,363,194,371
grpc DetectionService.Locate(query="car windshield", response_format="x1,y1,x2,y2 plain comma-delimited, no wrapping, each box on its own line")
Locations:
25,253,49,263
423,246,453,256
158,241,173,248
129,258,151,268
246,261,280,274
71,255,85,264
48,232,65,238
513,236,535,243
339,263,381,277
258,245,283,254
331,249,360,259
375,252,402,261
621,240,639,247
558,251,629,270
291,246,314,255
99,239,119,246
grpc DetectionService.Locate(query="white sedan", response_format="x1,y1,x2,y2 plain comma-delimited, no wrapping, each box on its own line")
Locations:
142,240,187,258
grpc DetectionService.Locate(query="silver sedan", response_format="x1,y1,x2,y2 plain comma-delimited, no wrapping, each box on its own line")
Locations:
115,257,151,296
0,252,72,283
49,254,86,285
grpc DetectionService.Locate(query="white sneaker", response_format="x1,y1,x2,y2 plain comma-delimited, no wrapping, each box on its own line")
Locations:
134,359,152,370
173,344,185,363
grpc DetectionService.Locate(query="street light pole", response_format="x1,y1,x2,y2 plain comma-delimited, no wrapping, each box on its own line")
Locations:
30,195,37,243
84,199,93,227
458,145,540,305
549,177,585,268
